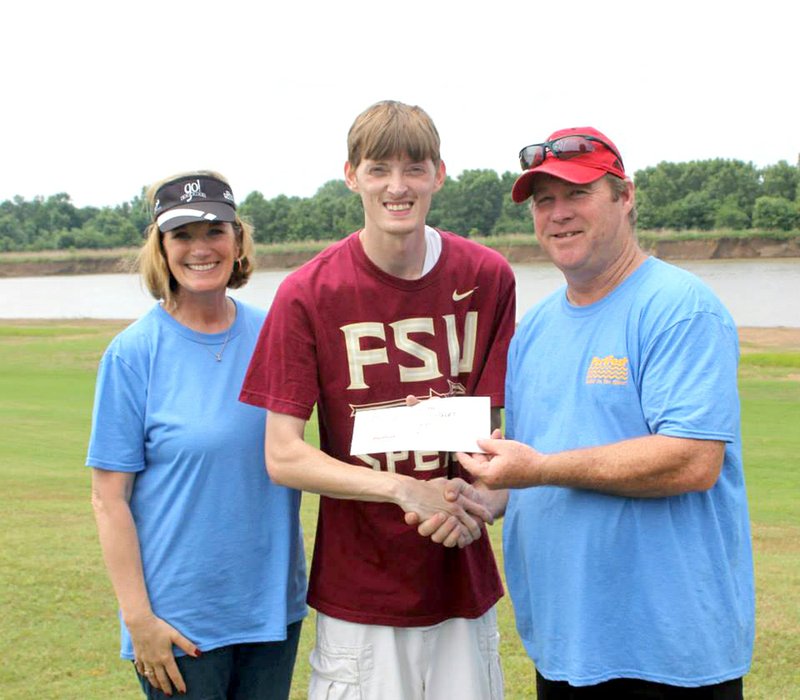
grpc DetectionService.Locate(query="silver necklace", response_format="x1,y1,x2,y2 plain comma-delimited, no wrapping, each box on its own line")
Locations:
203,304,234,362
205,322,233,362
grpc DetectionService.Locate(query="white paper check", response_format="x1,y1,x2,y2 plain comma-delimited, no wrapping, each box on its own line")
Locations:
350,396,490,455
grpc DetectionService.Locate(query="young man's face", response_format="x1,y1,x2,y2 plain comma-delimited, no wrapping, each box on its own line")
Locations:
344,154,446,238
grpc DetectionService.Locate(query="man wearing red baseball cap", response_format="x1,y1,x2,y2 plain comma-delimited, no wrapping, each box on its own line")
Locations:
456,127,754,699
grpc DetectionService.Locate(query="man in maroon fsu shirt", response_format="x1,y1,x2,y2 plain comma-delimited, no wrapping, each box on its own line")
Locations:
240,100,514,700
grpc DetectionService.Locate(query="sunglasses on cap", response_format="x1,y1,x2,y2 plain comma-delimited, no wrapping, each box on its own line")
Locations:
518,135,625,171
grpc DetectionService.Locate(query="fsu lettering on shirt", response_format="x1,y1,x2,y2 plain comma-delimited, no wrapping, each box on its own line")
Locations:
241,230,516,626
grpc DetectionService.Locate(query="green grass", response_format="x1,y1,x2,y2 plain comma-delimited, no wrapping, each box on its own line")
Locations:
636,228,800,243
741,352,800,370
0,247,138,263
1,229,798,269
0,321,797,699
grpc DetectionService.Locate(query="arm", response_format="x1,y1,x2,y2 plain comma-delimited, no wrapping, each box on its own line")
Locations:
91,469,198,696
265,412,493,545
484,409,509,513
457,433,725,498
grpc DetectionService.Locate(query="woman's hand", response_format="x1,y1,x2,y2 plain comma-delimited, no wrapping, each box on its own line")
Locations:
130,613,200,696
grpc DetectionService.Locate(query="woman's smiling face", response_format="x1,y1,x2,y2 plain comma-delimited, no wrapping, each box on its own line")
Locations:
161,220,238,299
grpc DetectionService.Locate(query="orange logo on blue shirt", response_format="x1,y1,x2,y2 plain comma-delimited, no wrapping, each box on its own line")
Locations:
586,355,629,385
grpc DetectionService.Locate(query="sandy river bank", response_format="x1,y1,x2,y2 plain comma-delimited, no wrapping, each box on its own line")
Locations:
1,235,798,278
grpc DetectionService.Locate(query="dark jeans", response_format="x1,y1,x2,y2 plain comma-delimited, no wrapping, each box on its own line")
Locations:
536,670,744,700
136,620,302,700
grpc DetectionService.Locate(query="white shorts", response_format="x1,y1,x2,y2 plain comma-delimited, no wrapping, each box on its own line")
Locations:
308,607,503,700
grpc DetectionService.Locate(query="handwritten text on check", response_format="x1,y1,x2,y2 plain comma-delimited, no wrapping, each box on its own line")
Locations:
350,396,490,455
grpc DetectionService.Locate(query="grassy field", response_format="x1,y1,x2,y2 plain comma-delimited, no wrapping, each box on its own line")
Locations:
0,320,797,699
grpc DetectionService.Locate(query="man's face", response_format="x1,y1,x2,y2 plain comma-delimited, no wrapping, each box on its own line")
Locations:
344,154,445,238
530,174,635,283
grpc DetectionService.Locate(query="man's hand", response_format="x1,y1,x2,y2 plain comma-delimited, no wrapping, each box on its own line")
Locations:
396,476,493,548
398,399,503,547
456,435,543,490
404,476,503,547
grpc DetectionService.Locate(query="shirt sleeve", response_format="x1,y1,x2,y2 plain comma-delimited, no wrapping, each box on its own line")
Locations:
639,311,739,443
504,330,521,441
85,348,147,472
239,278,320,420
473,262,517,407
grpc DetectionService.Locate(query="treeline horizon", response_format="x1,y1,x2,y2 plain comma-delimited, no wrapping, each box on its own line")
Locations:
2,158,799,252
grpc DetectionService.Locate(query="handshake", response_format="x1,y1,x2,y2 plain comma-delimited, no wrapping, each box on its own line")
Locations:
399,474,503,549
393,396,510,548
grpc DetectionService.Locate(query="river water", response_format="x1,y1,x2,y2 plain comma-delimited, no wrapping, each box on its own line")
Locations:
0,259,798,327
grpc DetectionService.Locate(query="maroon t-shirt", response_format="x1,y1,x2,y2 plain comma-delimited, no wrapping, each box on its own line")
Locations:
240,230,516,626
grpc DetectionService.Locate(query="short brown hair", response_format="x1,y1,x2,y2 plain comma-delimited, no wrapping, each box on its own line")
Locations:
347,100,441,169
137,170,255,309
604,174,638,227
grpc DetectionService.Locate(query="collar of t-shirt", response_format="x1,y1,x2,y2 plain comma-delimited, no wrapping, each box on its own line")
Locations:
422,226,442,275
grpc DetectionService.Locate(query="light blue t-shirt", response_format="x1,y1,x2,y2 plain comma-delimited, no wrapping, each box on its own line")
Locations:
86,300,307,659
504,257,754,687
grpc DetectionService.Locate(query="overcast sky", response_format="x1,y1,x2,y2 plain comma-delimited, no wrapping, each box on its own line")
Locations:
3,0,797,209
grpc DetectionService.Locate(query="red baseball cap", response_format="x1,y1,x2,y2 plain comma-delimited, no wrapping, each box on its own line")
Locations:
511,126,626,203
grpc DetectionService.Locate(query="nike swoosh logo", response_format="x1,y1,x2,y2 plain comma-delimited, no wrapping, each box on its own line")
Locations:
452,287,478,302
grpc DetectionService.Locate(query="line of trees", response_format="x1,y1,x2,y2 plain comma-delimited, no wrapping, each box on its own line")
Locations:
1,159,798,252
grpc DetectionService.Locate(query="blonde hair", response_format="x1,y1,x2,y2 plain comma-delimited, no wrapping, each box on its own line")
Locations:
136,170,255,309
347,100,441,168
